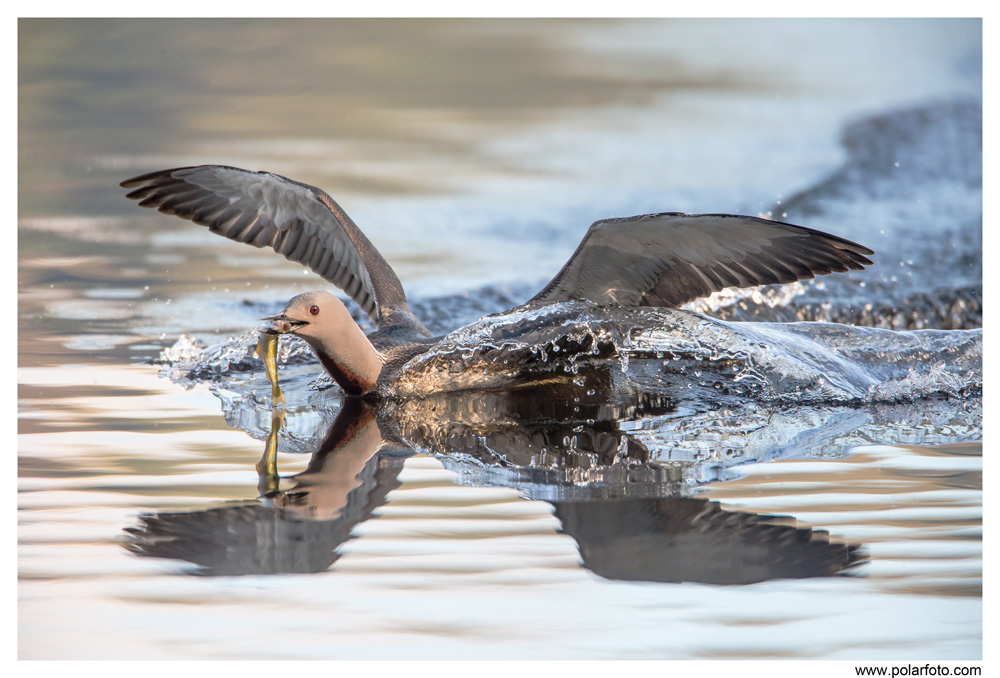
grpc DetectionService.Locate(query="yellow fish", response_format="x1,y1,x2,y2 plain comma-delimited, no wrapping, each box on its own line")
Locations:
256,406,286,494
256,330,286,407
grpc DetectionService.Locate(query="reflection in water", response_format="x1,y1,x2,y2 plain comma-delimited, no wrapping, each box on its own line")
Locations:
124,494,375,576
125,399,409,576
553,498,861,585
125,392,865,582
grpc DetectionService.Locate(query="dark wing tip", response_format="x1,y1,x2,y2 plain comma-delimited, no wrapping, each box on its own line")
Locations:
705,213,876,274
709,212,875,253
121,166,198,190
845,250,875,268
120,175,153,189
120,174,153,189
823,233,875,259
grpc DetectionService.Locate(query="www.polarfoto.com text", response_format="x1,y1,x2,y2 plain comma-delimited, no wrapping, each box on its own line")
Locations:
855,665,980,676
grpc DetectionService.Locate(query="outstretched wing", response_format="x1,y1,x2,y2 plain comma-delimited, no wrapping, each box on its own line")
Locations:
121,165,426,333
531,212,874,308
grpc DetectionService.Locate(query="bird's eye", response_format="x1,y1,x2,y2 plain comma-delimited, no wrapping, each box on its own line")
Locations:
309,305,320,316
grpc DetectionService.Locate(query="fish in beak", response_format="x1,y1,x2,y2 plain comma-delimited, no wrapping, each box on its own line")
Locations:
258,312,308,335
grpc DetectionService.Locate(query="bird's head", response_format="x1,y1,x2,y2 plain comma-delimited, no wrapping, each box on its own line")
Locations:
259,291,348,343
259,291,383,396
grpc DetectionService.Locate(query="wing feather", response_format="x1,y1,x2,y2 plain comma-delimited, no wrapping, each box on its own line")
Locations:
122,165,429,335
532,212,873,308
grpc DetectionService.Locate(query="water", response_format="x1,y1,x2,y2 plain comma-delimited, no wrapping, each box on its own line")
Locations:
18,18,982,661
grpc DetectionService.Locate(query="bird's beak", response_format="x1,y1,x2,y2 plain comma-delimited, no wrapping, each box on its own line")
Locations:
258,312,308,335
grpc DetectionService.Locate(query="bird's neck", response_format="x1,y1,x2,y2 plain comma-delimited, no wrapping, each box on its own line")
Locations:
305,324,383,396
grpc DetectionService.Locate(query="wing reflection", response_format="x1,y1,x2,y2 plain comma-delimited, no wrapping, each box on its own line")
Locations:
553,498,861,584
124,389,865,582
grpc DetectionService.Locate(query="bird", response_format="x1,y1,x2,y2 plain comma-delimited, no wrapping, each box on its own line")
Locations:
121,165,874,397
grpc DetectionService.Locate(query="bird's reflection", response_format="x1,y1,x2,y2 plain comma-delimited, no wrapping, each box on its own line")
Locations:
124,389,865,582
124,398,408,575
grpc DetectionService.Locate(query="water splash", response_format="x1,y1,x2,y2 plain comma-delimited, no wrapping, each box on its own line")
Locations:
391,301,981,403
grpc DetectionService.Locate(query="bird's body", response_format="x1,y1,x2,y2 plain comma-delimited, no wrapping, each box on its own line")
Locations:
122,165,874,396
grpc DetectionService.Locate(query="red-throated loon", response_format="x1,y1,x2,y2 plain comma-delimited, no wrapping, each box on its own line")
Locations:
122,165,873,396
